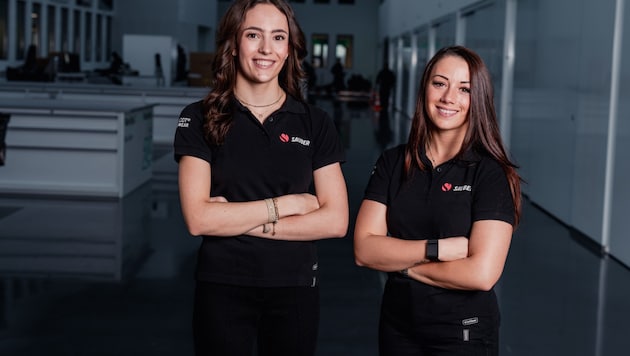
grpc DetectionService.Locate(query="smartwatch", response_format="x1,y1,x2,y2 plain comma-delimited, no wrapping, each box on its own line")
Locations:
426,239,440,262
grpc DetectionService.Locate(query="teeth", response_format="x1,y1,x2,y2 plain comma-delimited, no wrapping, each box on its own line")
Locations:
254,59,273,67
438,108,456,115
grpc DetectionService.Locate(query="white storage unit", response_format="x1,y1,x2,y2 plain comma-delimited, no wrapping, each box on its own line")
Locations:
0,98,154,198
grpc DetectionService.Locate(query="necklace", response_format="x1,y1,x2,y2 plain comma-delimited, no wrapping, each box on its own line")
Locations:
426,145,437,165
235,91,284,108
236,91,285,120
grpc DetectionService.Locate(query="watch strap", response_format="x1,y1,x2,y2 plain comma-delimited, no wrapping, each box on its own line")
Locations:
426,239,439,262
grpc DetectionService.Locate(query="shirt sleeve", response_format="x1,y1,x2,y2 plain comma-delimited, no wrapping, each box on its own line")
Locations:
472,158,516,225
362,146,403,205
173,100,212,164
309,105,346,170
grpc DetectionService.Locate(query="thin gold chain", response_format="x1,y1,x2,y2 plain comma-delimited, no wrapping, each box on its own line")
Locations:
235,90,284,108
426,144,436,165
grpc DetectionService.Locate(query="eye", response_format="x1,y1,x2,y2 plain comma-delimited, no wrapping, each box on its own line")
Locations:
460,87,471,94
273,34,287,41
245,32,260,40
431,80,445,88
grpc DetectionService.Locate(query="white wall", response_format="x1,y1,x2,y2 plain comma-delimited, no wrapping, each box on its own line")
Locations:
378,0,480,40
123,34,176,86
114,0,217,57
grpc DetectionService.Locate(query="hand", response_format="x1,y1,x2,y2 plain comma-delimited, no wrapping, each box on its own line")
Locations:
437,236,469,262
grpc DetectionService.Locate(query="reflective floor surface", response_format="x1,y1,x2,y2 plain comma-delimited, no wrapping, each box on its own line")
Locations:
0,97,629,355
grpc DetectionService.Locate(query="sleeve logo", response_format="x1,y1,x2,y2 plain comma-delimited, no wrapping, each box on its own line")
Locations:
178,117,191,128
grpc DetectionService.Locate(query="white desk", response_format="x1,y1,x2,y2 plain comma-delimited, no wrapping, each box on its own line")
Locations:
0,98,154,197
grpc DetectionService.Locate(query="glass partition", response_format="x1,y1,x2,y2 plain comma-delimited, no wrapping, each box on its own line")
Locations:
464,2,506,111
610,0,630,269
511,0,616,253
434,14,455,50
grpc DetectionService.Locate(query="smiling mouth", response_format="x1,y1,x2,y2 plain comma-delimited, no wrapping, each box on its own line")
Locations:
254,59,275,68
437,107,458,116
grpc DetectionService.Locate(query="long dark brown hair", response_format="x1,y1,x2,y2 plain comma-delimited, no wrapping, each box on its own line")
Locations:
405,45,522,225
202,0,307,145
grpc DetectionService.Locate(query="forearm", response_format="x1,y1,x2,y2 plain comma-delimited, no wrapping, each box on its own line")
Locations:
354,235,429,272
182,198,271,237
407,257,499,291
406,221,514,291
248,199,348,241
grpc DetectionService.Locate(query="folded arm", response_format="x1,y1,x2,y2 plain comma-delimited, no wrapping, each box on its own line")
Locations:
178,156,348,241
407,219,513,291
247,162,349,241
353,199,468,272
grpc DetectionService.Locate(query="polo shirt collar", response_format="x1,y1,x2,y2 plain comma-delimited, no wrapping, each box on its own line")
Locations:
232,93,306,115
420,145,484,166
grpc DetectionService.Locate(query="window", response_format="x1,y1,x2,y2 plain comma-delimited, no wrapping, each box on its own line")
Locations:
311,34,328,68
95,14,101,61
17,0,25,59
47,5,56,54
73,9,80,54
336,34,353,68
314,0,330,3
76,0,92,7
0,0,8,59
338,0,354,3
105,15,111,57
84,12,91,61
31,3,41,49
60,7,68,52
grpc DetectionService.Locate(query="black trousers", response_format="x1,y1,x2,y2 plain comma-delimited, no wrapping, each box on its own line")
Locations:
193,281,319,356
379,276,499,356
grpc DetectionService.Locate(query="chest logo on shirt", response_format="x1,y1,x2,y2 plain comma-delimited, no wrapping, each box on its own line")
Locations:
279,132,311,146
442,182,471,192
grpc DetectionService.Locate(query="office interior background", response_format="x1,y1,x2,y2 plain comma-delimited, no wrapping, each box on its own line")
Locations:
1,0,627,266
0,0,629,355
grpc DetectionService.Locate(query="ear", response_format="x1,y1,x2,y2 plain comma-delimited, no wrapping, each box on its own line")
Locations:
232,50,237,57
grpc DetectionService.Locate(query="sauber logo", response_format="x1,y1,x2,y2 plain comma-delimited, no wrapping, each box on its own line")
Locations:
279,133,311,146
442,182,471,192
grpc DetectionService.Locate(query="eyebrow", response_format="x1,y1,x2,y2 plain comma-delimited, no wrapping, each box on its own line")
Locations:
242,26,289,35
433,74,470,84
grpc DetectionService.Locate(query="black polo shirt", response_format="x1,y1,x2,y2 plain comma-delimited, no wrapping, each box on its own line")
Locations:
173,95,345,287
364,144,515,322
364,144,514,242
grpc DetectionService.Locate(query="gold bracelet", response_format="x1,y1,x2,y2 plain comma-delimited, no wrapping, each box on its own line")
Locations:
265,198,277,223
272,197,279,221
272,221,277,236
262,224,270,233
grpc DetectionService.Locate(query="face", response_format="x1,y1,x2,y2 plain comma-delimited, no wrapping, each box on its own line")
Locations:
235,4,289,86
425,55,471,135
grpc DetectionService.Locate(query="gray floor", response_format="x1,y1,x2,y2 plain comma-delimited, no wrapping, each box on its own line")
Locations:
0,98,629,355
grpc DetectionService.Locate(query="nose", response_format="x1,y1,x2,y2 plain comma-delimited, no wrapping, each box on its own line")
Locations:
440,87,456,103
259,38,271,55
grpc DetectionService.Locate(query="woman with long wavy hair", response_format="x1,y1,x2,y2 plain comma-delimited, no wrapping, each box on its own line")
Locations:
354,46,521,355
173,1,348,354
